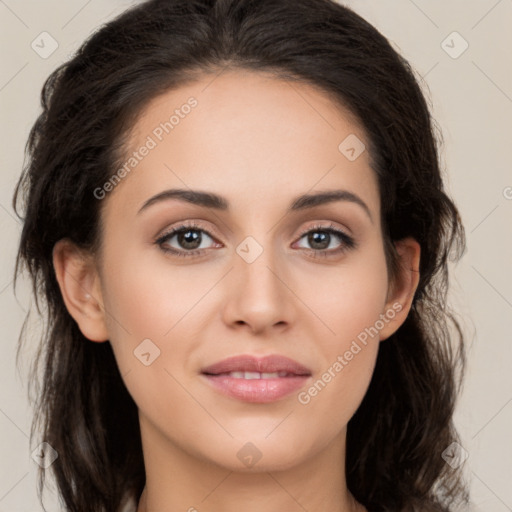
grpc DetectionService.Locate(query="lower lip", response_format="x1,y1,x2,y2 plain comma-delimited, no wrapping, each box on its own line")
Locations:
201,374,310,403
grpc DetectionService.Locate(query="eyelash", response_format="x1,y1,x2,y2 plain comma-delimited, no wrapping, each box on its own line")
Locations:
154,221,356,259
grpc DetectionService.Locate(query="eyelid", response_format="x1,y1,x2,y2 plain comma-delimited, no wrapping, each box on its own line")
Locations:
296,221,351,240
155,219,218,240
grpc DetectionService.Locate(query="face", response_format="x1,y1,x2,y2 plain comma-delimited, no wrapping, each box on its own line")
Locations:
56,69,418,474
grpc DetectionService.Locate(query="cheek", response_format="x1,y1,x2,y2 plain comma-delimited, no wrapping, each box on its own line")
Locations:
101,248,204,336
294,286,386,448
301,241,390,351
99,243,220,380
98,251,207,423
292,243,388,419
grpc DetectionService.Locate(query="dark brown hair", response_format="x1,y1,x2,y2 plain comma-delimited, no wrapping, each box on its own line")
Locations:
13,0,469,510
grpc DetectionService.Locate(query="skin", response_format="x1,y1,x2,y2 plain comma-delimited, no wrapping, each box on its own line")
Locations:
53,69,420,512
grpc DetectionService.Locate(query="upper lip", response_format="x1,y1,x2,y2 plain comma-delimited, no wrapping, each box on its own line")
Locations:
201,354,312,376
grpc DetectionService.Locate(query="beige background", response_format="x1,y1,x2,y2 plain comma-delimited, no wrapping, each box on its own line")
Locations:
1,1,511,510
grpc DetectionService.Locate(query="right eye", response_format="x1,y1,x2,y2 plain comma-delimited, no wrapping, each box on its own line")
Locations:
155,222,222,257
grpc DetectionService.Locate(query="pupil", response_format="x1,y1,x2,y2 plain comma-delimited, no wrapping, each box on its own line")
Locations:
309,231,329,249
179,230,201,249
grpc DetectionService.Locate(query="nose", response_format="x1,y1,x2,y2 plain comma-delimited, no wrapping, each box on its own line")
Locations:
221,239,296,335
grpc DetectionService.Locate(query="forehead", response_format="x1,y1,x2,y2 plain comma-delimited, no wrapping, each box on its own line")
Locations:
104,69,379,220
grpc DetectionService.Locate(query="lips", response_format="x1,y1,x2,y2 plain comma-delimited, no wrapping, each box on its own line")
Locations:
200,354,312,403
201,354,312,377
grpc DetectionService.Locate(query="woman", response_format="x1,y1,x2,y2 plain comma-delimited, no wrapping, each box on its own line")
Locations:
13,0,469,510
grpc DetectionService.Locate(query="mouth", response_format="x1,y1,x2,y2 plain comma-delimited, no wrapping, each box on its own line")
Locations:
206,370,297,379
200,354,312,403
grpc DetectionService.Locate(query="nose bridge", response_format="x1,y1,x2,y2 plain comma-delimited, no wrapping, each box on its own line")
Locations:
223,232,293,332
236,233,282,298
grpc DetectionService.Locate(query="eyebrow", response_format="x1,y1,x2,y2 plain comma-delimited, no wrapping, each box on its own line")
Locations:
137,188,373,222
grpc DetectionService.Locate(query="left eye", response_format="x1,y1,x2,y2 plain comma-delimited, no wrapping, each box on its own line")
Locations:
294,225,355,254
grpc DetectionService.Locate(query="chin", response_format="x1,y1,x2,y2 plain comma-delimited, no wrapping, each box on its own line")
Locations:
194,433,319,473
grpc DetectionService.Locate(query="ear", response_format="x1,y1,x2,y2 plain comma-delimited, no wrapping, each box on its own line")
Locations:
52,238,109,342
379,237,421,341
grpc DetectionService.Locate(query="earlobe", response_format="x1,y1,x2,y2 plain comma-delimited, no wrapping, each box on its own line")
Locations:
379,237,421,341
52,239,109,342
